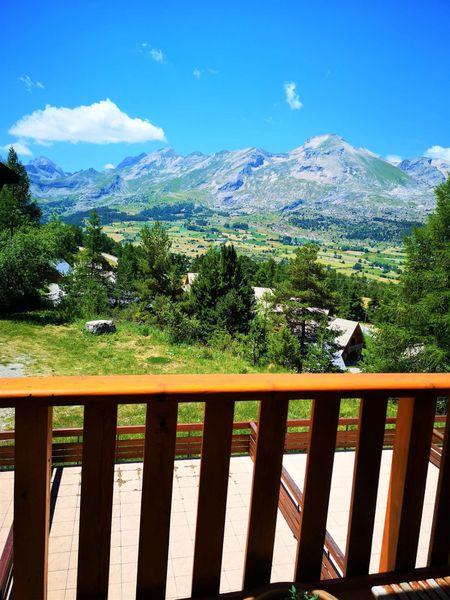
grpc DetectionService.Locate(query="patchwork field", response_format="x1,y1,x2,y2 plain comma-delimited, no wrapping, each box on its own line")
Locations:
103,215,405,283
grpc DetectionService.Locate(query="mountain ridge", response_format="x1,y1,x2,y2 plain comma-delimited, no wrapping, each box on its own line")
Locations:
23,134,450,223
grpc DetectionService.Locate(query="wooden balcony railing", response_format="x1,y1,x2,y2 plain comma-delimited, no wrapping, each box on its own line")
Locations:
0,373,449,599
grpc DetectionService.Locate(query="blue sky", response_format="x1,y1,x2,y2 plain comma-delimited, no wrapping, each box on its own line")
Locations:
2,0,449,171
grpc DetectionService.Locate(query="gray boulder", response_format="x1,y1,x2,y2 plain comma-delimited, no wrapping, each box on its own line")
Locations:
85,320,116,335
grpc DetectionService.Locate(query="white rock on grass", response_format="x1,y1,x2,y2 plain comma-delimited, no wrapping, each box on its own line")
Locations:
85,320,116,335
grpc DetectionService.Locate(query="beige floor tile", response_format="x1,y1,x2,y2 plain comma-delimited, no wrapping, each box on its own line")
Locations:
48,569,68,590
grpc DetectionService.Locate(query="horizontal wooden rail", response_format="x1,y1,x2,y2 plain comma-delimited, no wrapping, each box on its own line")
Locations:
0,374,448,600
0,373,448,405
0,417,447,470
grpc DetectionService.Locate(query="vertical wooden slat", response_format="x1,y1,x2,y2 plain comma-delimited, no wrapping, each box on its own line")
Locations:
243,396,289,591
380,395,436,572
136,398,178,600
345,397,388,577
295,396,340,582
14,404,52,600
428,399,450,566
77,401,118,599
192,400,235,597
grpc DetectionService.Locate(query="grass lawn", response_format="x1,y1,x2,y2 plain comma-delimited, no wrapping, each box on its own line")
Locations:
0,316,396,430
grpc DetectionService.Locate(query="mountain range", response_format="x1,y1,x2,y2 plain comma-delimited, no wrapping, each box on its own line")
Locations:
22,134,449,225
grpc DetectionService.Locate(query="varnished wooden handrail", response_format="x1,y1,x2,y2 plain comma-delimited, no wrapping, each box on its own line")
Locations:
4,373,450,600
0,373,448,405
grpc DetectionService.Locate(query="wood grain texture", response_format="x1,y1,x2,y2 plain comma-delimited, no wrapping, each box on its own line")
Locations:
295,396,340,582
380,396,437,572
13,404,52,600
243,397,289,591
136,398,178,600
76,401,118,599
192,400,235,597
345,398,388,577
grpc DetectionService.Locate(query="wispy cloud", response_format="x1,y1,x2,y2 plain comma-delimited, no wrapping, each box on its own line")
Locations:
19,75,45,92
141,42,166,63
284,82,302,110
386,154,402,165
425,145,450,162
9,99,165,145
192,67,218,80
0,141,32,156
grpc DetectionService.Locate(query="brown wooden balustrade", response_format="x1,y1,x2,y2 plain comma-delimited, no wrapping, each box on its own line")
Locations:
2,416,446,468
0,373,449,600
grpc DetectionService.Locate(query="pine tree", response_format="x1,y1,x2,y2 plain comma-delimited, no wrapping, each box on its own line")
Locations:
137,222,180,303
114,243,140,304
191,244,255,337
62,210,111,319
0,147,41,235
83,210,104,276
273,244,339,371
364,177,450,372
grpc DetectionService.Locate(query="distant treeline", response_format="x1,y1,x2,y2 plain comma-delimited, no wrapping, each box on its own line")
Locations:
63,202,212,226
290,214,423,242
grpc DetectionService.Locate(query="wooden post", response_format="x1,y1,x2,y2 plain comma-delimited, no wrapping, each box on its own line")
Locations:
295,396,340,582
243,397,289,591
428,399,450,566
136,398,178,600
77,401,118,599
380,396,436,572
14,404,53,600
192,400,235,597
345,398,388,576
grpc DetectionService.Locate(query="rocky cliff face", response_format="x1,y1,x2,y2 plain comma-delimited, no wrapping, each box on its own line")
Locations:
26,135,449,221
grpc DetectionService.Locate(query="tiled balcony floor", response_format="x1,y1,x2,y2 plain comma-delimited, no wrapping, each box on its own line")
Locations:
0,451,440,599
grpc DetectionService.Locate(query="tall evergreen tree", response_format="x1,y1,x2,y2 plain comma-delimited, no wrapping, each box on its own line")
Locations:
364,177,450,372
62,210,111,319
0,147,41,235
114,242,140,304
137,222,180,303
83,210,104,275
273,244,339,371
191,244,255,337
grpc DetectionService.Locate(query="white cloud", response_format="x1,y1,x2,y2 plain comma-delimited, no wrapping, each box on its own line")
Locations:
104,163,115,170
150,48,165,62
284,82,302,110
0,141,32,156
9,99,166,145
141,43,166,63
386,154,402,165
425,145,450,162
193,67,218,79
19,75,45,92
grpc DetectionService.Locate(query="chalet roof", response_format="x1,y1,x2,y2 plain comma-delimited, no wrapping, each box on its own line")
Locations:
329,317,361,348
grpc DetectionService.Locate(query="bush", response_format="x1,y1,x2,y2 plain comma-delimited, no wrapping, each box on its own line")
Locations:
168,314,202,344
245,316,269,365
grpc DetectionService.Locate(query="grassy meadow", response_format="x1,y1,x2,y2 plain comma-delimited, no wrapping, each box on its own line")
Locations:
0,316,397,430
